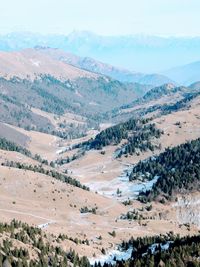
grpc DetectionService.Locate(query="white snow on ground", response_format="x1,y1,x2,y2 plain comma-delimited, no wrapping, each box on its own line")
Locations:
38,221,55,229
0,208,55,229
89,247,133,266
85,165,159,201
56,146,70,154
56,148,66,154
173,195,200,227
149,241,173,254
89,102,99,106
75,90,83,98
90,241,173,265
30,59,41,67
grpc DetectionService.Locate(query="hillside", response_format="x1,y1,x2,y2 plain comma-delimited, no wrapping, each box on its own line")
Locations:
0,76,143,132
1,41,200,267
130,138,200,202
0,220,90,267
0,48,151,135
97,234,200,267
109,82,200,123
37,47,172,87
1,86,200,265
0,48,99,81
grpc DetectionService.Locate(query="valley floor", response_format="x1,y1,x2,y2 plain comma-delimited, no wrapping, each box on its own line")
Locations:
1,97,200,264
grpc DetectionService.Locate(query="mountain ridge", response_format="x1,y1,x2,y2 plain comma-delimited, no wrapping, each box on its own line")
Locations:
35,46,173,86
1,31,200,72
164,60,200,85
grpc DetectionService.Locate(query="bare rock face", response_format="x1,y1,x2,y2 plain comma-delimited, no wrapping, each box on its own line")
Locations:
174,193,200,227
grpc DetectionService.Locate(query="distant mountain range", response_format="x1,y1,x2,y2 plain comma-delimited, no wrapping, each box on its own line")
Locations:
1,33,200,87
0,48,151,131
1,31,200,73
163,61,200,85
36,47,172,87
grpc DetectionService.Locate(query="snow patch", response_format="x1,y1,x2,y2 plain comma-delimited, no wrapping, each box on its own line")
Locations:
86,165,158,201
30,59,41,67
89,247,132,266
75,90,83,98
38,221,55,229
89,101,99,106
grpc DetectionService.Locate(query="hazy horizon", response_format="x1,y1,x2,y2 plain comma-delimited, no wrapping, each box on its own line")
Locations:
0,0,200,72
1,0,200,37
2,30,200,38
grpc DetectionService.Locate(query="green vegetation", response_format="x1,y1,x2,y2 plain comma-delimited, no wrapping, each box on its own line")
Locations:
0,137,49,165
80,206,98,214
0,219,90,267
0,137,31,157
129,138,200,202
120,205,154,221
57,233,90,246
116,123,162,157
96,234,200,267
2,161,89,191
161,91,200,115
78,118,163,156
55,150,86,165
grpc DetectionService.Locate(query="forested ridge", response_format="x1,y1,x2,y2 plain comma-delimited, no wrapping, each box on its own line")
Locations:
129,138,200,202
96,234,200,267
0,137,31,157
161,91,200,115
0,219,90,267
2,221,200,267
0,137,50,165
77,118,163,156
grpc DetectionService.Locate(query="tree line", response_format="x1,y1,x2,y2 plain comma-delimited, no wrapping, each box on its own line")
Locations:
2,161,89,191
129,138,200,202
76,118,163,157
95,233,200,267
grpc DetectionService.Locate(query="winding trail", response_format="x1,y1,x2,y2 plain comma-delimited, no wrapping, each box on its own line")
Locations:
0,208,55,228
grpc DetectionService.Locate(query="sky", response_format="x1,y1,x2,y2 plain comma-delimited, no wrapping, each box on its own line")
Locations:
0,0,200,36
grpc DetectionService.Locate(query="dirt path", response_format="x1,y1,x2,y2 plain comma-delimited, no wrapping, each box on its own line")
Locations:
0,208,55,228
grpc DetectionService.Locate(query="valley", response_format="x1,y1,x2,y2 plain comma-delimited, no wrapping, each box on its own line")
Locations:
0,45,200,266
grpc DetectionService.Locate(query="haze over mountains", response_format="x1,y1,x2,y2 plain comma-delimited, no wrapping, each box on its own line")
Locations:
164,60,200,85
36,47,172,87
1,31,200,85
0,31,200,86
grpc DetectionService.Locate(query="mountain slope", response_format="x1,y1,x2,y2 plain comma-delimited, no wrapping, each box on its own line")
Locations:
37,47,172,87
1,31,200,73
0,49,149,132
0,48,98,81
164,61,200,85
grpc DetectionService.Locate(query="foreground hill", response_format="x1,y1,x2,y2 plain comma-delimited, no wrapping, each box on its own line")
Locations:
1,85,200,265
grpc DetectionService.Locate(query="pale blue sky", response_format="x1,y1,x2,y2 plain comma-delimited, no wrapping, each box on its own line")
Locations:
1,0,200,36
